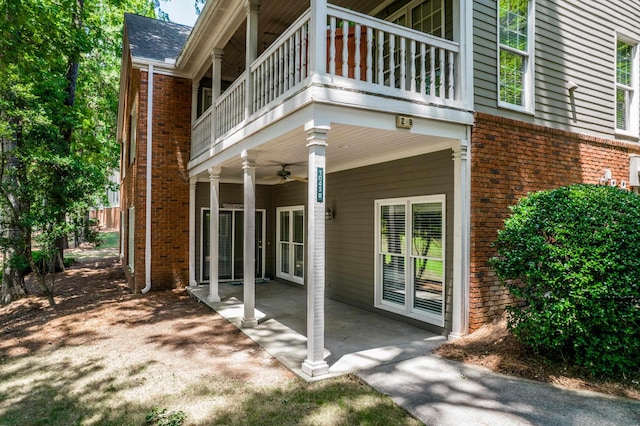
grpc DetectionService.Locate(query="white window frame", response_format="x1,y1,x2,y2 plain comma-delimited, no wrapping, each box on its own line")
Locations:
386,0,446,37
497,0,535,114
201,87,212,114
276,205,305,285
119,210,125,259
128,96,138,165
615,34,639,137
127,206,135,271
374,195,446,326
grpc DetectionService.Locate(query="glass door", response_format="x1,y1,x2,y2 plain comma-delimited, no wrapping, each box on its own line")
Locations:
201,209,265,282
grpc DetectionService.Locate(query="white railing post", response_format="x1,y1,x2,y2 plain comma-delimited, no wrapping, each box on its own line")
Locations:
309,0,327,75
245,0,260,119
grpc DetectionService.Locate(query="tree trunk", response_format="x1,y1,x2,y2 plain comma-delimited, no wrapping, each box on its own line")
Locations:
0,118,30,304
26,244,56,308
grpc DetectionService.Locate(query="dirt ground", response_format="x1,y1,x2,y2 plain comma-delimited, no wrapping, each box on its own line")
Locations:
1,257,291,385
2,240,638,422
434,317,640,401
0,248,297,424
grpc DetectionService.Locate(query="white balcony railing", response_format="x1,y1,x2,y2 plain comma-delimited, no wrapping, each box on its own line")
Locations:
191,106,212,159
215,71,246,137
191,4,463,159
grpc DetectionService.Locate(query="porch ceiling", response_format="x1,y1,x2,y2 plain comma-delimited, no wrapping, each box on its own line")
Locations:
209,123,454,184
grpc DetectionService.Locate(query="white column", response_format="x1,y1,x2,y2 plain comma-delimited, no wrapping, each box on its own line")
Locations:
207,166,222,303
449,139,471,339
245,0,260,119
191,82,199,124
212,49,223,99
188,178,197,287
241,150,258,328
211,49,223,139
309,0,327,75
301,122,330,377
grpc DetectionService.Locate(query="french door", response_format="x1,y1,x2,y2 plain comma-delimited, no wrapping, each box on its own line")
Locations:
201,209,265,282
375,195,445,326
276,206,304,284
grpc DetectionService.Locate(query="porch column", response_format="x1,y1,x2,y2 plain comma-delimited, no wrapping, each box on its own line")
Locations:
245,0,260,120
211,49,223,139
241,150,258,328
212,49,223,99
188,178,197,287
191,82,198,124
207,166,222,303
301,122,330,377
450,139,471,339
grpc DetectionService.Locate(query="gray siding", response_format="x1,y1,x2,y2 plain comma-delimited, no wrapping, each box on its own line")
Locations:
193,152,454,333
473,0,640,139
325,151,454,334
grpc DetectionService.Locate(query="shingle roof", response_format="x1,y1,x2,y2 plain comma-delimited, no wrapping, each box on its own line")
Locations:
124,13,192,63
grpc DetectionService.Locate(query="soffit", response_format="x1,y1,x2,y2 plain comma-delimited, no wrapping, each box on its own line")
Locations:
211,123,453,184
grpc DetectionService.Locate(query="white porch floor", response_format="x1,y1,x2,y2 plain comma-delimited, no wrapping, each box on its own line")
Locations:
187,280,445,381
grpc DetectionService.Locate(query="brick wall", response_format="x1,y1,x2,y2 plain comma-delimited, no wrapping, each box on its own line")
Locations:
148,73,191,290
469,112,640,331
120,66,191,291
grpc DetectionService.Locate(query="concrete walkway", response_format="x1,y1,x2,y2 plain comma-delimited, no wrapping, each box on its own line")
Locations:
188,280,640,425
358,356,640,426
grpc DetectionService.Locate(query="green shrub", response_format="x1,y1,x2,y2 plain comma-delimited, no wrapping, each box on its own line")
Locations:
490,184,640,377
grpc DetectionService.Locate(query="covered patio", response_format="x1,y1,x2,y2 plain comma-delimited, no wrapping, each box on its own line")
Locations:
187,280,445,381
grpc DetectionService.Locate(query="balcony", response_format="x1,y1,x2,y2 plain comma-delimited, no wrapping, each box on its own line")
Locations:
191,4,468,160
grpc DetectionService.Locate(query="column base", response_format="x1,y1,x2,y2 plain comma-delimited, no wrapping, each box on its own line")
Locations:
207,294,221,303
241,317,258,328
447,331,466,341
188,281,199,288
301,359,330,377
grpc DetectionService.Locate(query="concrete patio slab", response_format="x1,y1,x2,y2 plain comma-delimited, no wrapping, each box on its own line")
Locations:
187,280,445,380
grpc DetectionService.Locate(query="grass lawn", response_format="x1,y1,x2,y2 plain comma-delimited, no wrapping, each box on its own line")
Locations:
98,230,119,250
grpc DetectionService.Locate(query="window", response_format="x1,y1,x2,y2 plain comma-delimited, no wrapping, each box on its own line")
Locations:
276,206,304,284
127,207,135,271
128,97,138,165
498,0,534,112
385,0,445,37
616,38,639,135
120,210,125,259
375,195,445,326
201,87,212,114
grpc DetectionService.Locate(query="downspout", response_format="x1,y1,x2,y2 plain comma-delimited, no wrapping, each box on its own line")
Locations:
142,64,154,294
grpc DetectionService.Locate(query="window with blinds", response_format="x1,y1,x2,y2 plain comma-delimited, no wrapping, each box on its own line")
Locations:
375,195,445,326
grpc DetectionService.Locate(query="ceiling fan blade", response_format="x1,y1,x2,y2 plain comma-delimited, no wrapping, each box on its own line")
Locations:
290,175,308,183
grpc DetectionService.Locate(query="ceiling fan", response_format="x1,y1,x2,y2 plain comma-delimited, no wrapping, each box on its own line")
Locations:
271,164,308,184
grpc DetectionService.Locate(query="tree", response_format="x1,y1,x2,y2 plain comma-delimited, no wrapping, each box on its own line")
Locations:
0,0,157,306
